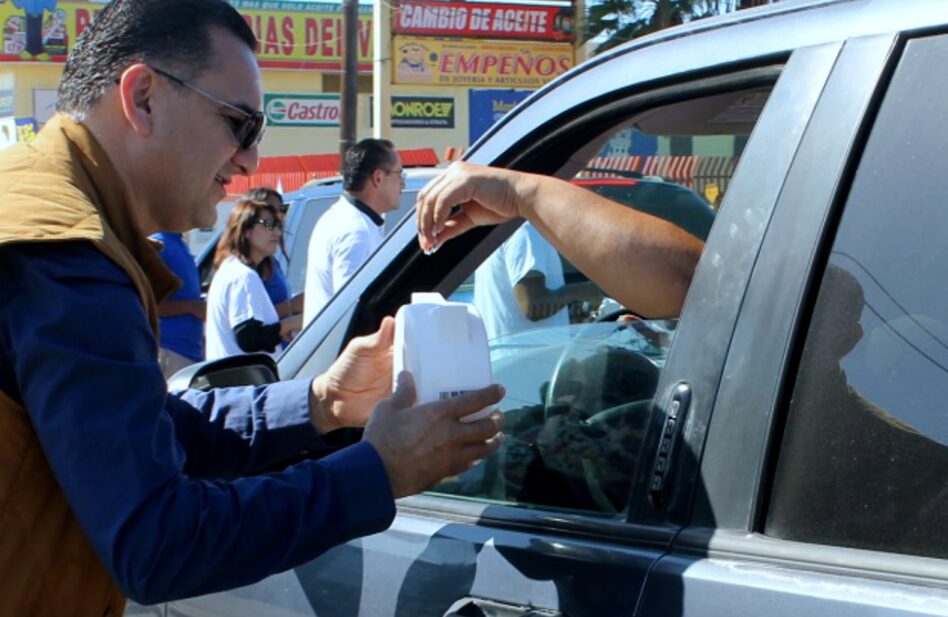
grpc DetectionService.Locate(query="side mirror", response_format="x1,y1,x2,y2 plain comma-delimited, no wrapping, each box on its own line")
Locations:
167,353,279,392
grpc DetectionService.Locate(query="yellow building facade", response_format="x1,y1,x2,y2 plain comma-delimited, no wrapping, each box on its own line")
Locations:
0,0,576,158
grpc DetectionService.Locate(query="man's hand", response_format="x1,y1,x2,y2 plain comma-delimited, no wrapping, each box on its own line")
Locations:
364,372,506,498
416,162,530,253
310,317,395,434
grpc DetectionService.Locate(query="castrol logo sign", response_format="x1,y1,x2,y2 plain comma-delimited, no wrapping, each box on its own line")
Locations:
264,94,342,127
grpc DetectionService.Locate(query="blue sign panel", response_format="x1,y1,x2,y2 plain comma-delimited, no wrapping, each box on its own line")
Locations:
468,89,531,143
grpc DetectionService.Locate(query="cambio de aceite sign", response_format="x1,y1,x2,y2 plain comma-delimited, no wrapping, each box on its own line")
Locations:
264,94,341,127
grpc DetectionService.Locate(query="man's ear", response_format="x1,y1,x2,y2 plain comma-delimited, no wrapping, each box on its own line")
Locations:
117,63,157,138
370,168,384,188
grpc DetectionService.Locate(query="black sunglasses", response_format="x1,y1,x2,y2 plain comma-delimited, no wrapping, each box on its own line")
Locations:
151,66,266,150
255,218,283,231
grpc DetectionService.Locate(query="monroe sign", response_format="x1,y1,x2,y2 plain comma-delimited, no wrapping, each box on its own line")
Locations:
264,94,341,127
394,0,575,42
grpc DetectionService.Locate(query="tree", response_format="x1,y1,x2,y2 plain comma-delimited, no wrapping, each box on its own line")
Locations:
585,0,775,55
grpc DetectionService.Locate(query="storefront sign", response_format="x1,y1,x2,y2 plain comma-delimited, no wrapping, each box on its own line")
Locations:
394,37,573,88
235,1,373,70
264,93,341,127
0,1,372,70
394,1,574,42
469,89,531,141
371,95,456,128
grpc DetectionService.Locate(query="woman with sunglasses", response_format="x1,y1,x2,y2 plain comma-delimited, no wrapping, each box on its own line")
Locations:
206,196,302,360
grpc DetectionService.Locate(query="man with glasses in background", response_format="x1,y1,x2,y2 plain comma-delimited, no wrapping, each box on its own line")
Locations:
0,1,504,614
304,138,407,326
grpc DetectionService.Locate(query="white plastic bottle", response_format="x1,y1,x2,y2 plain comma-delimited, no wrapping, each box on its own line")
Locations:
393,292,493,422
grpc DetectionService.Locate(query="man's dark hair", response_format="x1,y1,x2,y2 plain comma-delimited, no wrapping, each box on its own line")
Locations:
57,0,257,117
344,139,397,192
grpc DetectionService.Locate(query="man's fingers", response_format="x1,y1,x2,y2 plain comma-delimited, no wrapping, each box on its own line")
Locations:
450,437,506,476
436,211,476,246
371,316,395,348
455,411,504,443
388,371,417,409
417,171,452,245
434,385,504,420
348,316,395,354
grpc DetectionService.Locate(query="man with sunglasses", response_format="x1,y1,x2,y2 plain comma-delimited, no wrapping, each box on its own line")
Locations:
0,1,503,614
304,138,408,326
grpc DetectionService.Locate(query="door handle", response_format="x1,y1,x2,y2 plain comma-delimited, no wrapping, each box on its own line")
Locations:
443,597,567,617
648,381,692,507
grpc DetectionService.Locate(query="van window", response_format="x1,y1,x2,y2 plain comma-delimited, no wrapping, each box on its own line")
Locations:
436,85,771,516
766,35,948,558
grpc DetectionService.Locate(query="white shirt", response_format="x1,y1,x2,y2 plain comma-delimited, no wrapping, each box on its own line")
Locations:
304,194,384,326
206,256,281,360
473,222,569,343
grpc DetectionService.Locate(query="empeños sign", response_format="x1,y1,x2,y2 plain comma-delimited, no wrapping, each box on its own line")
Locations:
393,36,574,88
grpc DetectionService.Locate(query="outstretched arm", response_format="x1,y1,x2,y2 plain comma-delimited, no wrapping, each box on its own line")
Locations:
417,162,704,318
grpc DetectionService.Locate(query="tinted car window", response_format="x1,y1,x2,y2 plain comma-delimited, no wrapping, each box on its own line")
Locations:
436,86,770,516
766,35,948,559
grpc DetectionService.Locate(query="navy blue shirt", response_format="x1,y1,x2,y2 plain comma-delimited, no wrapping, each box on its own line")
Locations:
152,232,204,361
264,259,291,307
0,241,395,604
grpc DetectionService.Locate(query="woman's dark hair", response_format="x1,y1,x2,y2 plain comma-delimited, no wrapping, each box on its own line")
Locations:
344,138,397,192
57,0,257,118
244,186,287,214
214,197,283,280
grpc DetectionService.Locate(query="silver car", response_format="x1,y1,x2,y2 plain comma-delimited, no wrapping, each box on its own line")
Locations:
143,0,948,614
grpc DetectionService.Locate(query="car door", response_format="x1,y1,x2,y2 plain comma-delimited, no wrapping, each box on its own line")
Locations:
637,30,948,617
166,37,842,617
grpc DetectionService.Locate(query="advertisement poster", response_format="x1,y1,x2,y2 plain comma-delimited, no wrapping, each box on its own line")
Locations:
394,1,574,42
264,93,341,127
2,0,69,61
393,36,573,88
15,117,38,143
0,1,372,70
468,89,530,142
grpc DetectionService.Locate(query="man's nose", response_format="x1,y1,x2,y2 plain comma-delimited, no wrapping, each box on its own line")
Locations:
232,143,260,176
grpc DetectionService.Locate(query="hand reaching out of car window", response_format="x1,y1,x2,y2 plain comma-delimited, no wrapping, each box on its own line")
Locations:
417,161,702,318
416,162,527,252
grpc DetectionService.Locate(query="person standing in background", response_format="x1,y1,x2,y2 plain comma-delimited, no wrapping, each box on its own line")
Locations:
206,195,302,359
474,222,602,345
304,139,405,326
151,231,206,377
244,186,305,319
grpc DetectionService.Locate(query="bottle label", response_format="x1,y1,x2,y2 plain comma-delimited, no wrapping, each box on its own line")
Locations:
439,389,473,401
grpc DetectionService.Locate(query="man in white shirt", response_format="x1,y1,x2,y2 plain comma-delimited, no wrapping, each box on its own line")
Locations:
304,139,405,325
474,222,603,344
